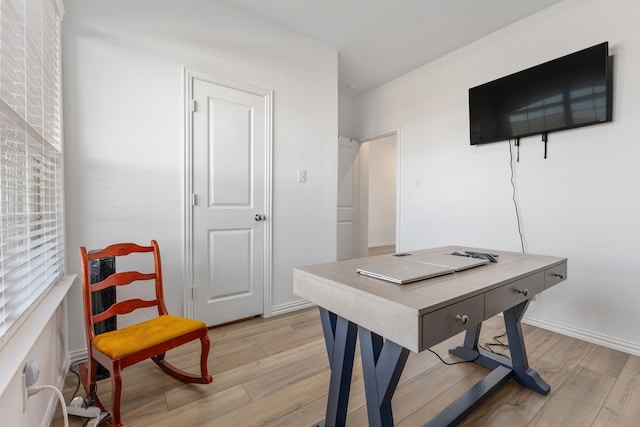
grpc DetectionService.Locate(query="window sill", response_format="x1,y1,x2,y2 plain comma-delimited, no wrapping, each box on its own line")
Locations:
0,275,76,396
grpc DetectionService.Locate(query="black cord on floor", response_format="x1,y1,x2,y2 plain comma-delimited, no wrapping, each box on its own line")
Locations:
66,360,109,426
429,330,512,365
69,358,104,412
68,366,83,403
426,348,480,365
481,331,510,359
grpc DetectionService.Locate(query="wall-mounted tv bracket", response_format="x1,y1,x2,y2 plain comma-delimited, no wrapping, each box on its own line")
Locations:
542,133,548,159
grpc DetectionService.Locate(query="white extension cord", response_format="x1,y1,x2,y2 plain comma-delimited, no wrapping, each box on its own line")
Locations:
24,360,107,427
27,384,69,427
28,385,107,427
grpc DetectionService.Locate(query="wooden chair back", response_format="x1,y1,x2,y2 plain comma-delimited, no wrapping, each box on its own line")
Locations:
80,241,168,342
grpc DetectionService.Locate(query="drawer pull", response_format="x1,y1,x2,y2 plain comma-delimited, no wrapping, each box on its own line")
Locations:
551,272,565,279
516,288,529,296
455,314,469,325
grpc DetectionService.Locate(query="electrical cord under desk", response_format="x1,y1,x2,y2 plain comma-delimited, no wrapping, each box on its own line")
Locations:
428,331,510,365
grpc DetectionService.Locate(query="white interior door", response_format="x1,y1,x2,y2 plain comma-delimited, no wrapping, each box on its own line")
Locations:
337,136,359,260
190,76,271,326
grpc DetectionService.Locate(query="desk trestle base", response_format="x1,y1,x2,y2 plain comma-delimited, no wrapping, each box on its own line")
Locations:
438,299,550,426
423,365,513,427
316,299,551,427
449,299,550,396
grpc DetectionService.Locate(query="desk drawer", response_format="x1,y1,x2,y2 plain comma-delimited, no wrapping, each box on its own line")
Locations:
421,294,484,349
545,262,567,289
485,272,544,318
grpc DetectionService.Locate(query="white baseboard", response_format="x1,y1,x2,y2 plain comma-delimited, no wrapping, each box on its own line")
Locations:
69,348,88,365
522,314,640,357
270,299,315,317
368,242,395,248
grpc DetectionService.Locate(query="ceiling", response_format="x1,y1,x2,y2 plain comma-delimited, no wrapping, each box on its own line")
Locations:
223,0,564,97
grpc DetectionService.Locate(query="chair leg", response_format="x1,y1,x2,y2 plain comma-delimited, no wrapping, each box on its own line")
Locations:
111,361,123,427
200,333,211,380
87,357,99,406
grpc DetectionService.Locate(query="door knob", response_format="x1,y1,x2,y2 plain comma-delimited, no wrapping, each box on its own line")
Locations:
254,214,266,221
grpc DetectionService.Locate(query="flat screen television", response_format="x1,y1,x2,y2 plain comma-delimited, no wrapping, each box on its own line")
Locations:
469,42,612,145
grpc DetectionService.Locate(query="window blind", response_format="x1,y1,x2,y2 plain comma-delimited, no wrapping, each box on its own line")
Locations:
0,0,63,340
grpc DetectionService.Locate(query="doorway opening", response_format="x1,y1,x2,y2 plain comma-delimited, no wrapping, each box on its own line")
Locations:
362,133,397,256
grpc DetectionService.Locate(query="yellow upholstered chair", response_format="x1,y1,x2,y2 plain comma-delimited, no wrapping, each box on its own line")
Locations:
80,240,212,427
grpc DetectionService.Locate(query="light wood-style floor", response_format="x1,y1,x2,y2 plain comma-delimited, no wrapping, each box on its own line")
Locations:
52,307,639,427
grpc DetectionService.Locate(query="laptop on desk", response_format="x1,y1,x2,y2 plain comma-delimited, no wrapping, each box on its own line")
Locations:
356,253,489,285
357,260,455,284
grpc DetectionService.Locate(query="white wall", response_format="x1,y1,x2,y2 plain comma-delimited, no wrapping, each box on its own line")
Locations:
367,135,397,247
62,0,338,353
354,0,640,354
339,94,354,139
0,306,67,426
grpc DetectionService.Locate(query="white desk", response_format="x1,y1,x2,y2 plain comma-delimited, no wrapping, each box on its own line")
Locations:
293,246,567,427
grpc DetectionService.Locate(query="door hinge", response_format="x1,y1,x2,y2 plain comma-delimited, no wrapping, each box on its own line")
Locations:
192,286,197,299
191,99,197,112
192,193,197,206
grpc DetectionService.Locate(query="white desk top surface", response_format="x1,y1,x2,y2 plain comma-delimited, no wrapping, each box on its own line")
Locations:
294,245,567,352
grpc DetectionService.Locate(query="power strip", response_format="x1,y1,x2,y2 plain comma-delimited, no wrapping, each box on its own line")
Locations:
66,397,108,427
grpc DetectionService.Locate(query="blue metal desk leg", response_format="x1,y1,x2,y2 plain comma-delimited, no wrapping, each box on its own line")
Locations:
359,326,410,427
316,308,358,427
503,300,550,394
449,299,550,395
431,300,550,426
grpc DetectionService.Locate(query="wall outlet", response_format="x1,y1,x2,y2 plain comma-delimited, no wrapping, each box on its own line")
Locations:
25,360,40,387
22,360,40,412
297,169,307,183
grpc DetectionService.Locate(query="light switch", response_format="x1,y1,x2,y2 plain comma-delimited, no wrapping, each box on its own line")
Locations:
297,169,307,183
